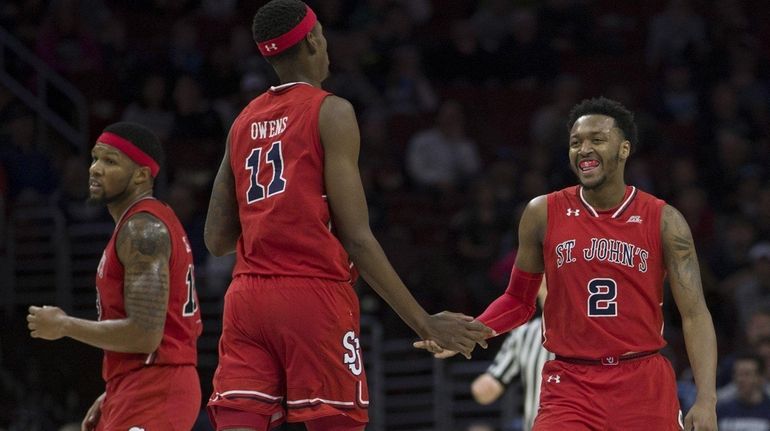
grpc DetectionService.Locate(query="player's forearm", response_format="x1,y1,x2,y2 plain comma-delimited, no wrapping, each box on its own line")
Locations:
345,234,430,337
682,310,717,404
203,224,240,256
204,154,241,256
62,316,161,354
204,210,240,256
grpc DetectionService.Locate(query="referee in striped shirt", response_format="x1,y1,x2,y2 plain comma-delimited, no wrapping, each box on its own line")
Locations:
471,281,552,431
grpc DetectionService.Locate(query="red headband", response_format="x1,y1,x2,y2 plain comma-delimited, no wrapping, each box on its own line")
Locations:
97,132,160,177
257,5,317,57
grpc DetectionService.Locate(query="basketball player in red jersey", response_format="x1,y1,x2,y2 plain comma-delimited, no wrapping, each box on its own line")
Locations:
26,122,202,430
417,97,718,430
203,1,492,430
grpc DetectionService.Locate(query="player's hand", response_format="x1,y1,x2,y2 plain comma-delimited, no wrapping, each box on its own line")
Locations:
471,373,505,405
412,339,459,358
81,392,105,431
421,312,495,359
27,305,68,340
684,399,717,431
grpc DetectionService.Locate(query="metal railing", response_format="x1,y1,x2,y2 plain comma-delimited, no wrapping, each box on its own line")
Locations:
0,25,89,152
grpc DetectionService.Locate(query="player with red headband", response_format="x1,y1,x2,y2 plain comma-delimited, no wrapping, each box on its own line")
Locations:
27,122,203,430
417,98,718,430
203,0,493,430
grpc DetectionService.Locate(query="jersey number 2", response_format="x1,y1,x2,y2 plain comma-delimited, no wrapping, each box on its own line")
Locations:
246,141,286,203
183,264,198,316
587,278,617,317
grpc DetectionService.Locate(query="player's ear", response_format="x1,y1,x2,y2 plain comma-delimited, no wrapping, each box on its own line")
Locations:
133,166,153,186
619,140,631,161
305,24,320,55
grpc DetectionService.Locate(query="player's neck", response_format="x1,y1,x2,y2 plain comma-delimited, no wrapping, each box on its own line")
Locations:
107,188,154,223
580,181,628,211
274,65,322,88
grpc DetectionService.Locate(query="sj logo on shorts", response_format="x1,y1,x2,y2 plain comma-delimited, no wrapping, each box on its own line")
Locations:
342,331,363,376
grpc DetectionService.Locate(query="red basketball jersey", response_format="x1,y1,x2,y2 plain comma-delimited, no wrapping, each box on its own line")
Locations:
96,197,202,381
229,82,354,281
542,185,667,358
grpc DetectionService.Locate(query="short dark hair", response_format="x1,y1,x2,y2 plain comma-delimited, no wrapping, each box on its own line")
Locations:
103,122,164,174
567,97,638,150
734,352,765,374
252,0,308,60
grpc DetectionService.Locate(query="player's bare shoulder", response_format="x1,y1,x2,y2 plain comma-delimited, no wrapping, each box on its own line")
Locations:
660,204,694,252
319,95,357,128
116,212,171,264
521,195,548,239
319,95,359,154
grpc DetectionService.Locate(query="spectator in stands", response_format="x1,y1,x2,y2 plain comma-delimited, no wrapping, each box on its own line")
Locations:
470,0,516,53
646,0,708,71
168,18,204,75
35,0,103,76
424,19,492,86
717,353,770,430
229,25,272,78
451,179,506,310
384,44,438,115
324,31,384,114
497,9,557,88
673,186,716,252
702,128,763,215
166,180,207,268
656,62,699,124
202,43,241,102
755,186,770,241
121,73,173,142
530,74,582,154
717,306,770,396
536,0,594,53
0,105,58,203
167,74,224,185
54,155,109,223
711,215,757,279
733,243,770,329
405,99,480,195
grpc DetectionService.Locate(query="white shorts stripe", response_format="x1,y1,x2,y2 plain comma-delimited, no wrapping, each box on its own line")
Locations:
216,389,283,401
286,380,369,407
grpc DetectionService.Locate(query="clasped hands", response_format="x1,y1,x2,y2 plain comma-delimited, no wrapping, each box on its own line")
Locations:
413,311,495,359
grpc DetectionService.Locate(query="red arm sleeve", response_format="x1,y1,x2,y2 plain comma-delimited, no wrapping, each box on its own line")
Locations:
476,267,543,335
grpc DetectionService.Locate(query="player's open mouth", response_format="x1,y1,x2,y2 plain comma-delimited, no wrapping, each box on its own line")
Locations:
579,159,600,172
89,179,102,191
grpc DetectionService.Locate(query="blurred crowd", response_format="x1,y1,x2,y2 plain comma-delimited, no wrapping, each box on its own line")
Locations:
2,0,770,429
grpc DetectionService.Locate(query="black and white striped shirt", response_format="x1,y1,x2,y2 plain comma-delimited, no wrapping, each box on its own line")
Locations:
486,317,554,431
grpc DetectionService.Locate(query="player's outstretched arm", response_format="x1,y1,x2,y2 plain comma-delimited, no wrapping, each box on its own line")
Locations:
414,197,546,356
320,95,493,358
27,213,171,354
662,204,717,431
205,127,241,256
473,196,546,334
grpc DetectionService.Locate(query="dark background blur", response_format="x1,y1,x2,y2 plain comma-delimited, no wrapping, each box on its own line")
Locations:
1,0,770,430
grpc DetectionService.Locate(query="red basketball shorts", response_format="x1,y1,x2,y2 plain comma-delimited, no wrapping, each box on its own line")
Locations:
98,365,200,431
207,275,368,428
533,353,683,431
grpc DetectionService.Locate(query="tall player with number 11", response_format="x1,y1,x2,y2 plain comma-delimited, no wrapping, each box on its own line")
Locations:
203,1,492,430
26,122,202,430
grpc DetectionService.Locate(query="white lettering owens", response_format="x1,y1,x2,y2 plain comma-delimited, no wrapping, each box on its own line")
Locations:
250,117,289,140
